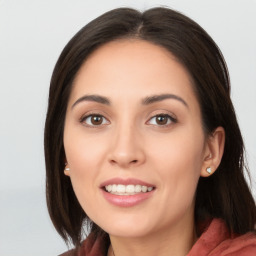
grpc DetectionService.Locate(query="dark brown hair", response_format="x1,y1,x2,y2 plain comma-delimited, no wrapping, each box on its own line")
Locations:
44,7,256,246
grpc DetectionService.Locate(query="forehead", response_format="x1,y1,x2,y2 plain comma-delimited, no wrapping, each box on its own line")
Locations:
70,39,197,107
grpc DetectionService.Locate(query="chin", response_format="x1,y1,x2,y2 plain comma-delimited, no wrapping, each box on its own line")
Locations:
93,214,156,238
105,225,152,238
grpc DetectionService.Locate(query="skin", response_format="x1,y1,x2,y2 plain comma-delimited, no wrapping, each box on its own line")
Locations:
63,39,225,256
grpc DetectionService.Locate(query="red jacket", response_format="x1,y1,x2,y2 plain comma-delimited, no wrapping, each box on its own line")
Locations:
60,219,256,256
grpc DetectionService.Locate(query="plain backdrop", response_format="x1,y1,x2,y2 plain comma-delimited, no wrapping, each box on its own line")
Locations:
0,0,255,255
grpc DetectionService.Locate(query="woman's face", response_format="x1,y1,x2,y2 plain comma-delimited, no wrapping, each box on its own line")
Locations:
64,40,210,238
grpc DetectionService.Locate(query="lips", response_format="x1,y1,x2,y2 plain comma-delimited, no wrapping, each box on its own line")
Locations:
100,178,156,207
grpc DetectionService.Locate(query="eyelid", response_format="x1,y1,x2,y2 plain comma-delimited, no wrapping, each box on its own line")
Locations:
79,112,110,127
146,112,177,126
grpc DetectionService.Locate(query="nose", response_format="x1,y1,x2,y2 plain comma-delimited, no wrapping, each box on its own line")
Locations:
108,124,146,169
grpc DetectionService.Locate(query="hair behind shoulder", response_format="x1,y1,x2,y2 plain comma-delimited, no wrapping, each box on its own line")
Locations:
44,6,256,246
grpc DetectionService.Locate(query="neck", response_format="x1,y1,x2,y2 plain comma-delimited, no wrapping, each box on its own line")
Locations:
108,215,197,256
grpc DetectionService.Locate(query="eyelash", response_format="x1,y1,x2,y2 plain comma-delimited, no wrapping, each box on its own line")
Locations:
80,113,177,128
146,114,177,127
80,114,110,127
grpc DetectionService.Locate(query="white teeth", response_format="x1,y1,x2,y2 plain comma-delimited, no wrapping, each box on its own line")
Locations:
135,184,142,193
106,185,111,192
112,184,117,192
126,185,135,193
117,184,126,193
141,186,147,192
104,184,154,195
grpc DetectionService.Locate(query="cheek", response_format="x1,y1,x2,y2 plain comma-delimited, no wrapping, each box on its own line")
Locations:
65,151,100,220
148,126,205,200
149,126,205,172
63,126,106,213
64,120,109,172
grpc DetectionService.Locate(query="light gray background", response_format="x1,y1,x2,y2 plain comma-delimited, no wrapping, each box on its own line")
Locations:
0,0,255,255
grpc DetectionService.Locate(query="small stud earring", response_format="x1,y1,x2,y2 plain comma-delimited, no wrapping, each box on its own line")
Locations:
64,164,70,176
206,167,212,174
64,162,70,171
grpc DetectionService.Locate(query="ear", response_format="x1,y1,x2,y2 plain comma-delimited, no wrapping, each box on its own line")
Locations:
201,127,225,177
64,163,70,176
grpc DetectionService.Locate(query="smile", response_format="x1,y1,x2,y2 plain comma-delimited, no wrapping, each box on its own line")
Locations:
105,184,154,195
101,178,156,207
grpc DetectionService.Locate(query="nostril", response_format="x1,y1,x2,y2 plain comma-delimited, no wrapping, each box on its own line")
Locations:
110,160,117,164
108,156,141,167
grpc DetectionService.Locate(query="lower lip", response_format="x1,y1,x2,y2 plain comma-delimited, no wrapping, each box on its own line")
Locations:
101,189,155,207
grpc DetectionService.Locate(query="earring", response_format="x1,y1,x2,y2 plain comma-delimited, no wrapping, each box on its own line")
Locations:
206,167,212,174
64,162,70,171
64,163,70,176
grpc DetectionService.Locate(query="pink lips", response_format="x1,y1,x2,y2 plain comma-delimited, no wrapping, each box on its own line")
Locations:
100,178,155,207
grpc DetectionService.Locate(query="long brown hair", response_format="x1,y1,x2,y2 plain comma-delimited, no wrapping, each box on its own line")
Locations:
44,7,256,246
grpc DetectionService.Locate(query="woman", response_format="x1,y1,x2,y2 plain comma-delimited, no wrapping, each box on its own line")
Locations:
44,7,256,256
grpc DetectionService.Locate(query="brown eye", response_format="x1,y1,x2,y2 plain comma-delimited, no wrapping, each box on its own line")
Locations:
147,114,177,126
81,114,109,126
91,115,103,125
156,115,168,125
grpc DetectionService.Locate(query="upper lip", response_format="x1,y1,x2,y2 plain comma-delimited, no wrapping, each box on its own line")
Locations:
100,178,155,188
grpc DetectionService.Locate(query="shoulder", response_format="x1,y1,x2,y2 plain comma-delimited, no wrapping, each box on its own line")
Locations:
213,232,256,256
189,218,256,256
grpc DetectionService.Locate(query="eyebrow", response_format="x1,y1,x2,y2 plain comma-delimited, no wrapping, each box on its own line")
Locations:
71,94,111,109
71,93,188,109
142,94,188,108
